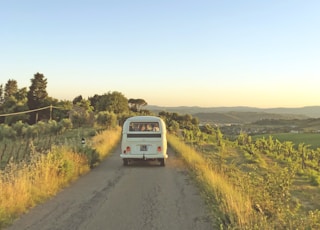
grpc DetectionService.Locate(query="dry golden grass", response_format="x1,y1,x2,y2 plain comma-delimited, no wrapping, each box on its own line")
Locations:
168,134,255,228
0,147,90,228
92,126,121,159
0,127,121,229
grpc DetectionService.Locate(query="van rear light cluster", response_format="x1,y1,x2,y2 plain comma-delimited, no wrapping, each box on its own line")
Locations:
157,146,161,152
124,146,131,154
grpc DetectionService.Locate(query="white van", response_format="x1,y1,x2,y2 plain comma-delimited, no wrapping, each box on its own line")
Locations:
120,116,168,166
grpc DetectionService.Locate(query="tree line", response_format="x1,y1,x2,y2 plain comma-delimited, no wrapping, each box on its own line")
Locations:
1,72,214,152
0,73,149,126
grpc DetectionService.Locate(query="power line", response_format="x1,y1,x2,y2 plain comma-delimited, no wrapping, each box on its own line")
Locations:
0,105,66,117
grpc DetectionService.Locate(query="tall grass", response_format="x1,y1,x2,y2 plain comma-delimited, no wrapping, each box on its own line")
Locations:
0,147,90,228
0,127,121,229
168,134,257,229
92,126,121,159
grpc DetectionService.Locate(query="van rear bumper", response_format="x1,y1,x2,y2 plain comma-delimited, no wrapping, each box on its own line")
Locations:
120,153,168,159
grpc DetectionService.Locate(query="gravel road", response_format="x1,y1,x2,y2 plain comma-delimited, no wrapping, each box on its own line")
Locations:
6,145,213,230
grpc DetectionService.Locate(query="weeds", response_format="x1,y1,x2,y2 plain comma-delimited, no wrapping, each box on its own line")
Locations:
0,147,90,229
168,134,255,229
0,127,121,229
169,133,320,229
91,126,121,159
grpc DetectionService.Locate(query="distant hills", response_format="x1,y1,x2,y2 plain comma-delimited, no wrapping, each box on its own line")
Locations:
146,105,320,124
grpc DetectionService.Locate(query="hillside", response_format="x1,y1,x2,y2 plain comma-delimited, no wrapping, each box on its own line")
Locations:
147,105,317,124
193,111,306,125
146,105,320,118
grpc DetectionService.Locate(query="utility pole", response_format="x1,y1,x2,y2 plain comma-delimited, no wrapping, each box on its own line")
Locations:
50,104,52,121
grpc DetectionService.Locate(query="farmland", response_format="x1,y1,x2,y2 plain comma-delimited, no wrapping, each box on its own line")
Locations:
173,128,320,229
1,99,320,229
252,133,320,150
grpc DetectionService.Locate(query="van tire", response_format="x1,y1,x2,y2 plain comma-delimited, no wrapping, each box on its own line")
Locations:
123,159,129,166
160,159,166,166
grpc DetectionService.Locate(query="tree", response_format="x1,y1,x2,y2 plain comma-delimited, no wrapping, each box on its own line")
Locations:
72,95,83,105
96,91,129,114
168,120,179,134
1,83,29,125
88,94,100,111
4,79,18,99
108,91,129,114
0,84,4,123
69,99,94,127
0,84,3,104
15,87,28,101
201,124,214,134
3,96,29,125
96,111,117,128
128,98,147,112
53,100,73,121
27,72,49,124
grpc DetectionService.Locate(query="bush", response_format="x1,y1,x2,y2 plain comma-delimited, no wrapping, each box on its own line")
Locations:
0,124,17,140
59,118,73,130
307,169,320,186
12,121,27,137
78,146,100,168
96,111,117,128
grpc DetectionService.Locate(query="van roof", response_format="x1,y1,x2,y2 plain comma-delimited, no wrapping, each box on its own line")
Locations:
125,116,162,122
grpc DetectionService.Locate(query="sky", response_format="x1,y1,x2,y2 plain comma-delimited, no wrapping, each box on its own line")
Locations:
1,0,320,108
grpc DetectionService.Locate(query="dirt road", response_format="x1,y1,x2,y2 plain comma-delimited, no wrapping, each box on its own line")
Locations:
6,145,213,230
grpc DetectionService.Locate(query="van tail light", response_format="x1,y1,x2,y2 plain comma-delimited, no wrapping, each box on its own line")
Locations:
125,146,131,154
157,146,161,152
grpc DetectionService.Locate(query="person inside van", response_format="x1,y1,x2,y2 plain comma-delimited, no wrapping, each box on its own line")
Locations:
146,124,153,131
153,124,160,132
140,125,146,131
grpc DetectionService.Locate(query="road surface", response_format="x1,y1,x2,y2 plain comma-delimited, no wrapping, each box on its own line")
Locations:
6,145,213,230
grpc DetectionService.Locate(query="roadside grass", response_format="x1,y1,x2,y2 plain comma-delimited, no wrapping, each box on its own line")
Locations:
0,127,121,229
0,127,97,169
92,126,121,159
168,133,320,229
0,147,90,229
167,134,256,229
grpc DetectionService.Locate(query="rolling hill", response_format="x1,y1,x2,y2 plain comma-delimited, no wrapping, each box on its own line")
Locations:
146,105,320,124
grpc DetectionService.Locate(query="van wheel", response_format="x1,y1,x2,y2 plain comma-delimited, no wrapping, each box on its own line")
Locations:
123,159,129,166
160,159,166,166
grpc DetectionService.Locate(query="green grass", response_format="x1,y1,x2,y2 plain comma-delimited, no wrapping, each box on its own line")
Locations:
174,132,320,229
252,133,320,149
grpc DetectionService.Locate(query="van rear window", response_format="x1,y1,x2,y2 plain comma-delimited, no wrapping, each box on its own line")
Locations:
129,122,160,132
127,133,161,138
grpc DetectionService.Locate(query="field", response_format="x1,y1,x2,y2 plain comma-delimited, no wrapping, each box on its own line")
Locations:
173,128,320,229
2,117,320,229
0,126,121,229
252,133,320,149
0,127,97,169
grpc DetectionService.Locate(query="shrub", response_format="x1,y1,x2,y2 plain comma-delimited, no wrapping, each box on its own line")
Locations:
96,111,118,128
78,146,100,168
307,169,320,186
59,118,73,130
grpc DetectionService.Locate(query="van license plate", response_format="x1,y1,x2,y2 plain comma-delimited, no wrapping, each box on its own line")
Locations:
140,145,147,151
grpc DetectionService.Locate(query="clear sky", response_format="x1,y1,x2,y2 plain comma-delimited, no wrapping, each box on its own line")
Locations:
1,0,319,108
